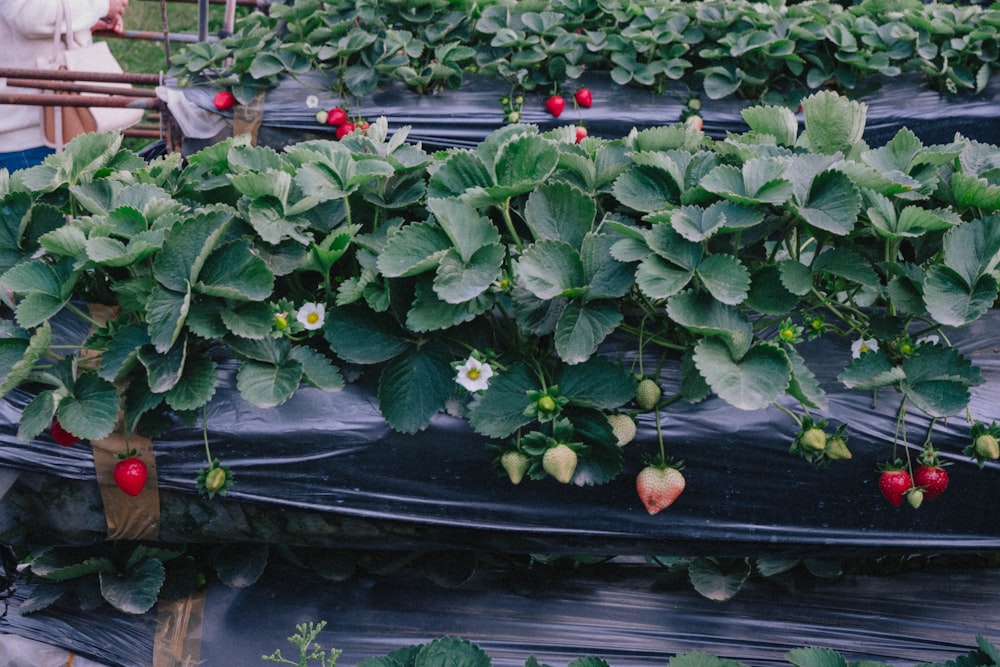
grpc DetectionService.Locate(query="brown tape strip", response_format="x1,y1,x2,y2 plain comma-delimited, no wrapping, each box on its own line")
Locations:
90,431,160,541
232,91,265,145
154,590,206,667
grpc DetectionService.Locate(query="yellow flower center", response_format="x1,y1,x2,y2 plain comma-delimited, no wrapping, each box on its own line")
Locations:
275,314,288,330
467,368,481,380
307,312,320,325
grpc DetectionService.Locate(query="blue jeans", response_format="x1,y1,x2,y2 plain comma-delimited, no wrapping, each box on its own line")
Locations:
0,146,55,173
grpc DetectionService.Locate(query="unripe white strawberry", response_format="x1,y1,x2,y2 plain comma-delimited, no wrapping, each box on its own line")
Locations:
635,379,661,411
542,444,577,484
500,451,530,485
607,414,637,447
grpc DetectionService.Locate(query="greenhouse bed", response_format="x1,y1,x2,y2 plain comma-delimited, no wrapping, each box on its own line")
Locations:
1,561,999,667
169,72,1000,152
1,312,998,556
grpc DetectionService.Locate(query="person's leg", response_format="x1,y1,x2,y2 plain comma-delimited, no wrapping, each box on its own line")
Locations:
0,146,56,172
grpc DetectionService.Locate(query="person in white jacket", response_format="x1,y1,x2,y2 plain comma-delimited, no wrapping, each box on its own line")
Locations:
0,0,129,172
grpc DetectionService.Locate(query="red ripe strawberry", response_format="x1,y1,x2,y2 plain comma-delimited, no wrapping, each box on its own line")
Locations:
336,121,356,139
213,90,236,111
114,455,148,497
575,126,588,143
545,95,566,118
574,88,592,108
327,107,348,126
636,464,686,515
50,417,79,446
914,464,948,500
878,468,912,507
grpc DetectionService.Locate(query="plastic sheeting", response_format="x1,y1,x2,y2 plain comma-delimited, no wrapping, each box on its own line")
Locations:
170,72,1000,151
1,562,999,667
0,309,998,555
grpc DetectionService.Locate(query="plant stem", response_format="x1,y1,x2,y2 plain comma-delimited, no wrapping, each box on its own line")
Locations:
500,199,524,252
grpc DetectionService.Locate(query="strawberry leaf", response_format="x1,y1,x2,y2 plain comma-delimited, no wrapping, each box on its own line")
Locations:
692,339,791,410
838,350,905,390
687,557,751,602
742,104,798,147
799,90,866,156
612,165,680,213
100,557,165,614
197,239,274,300
467,362,536,438
57,372,119,440
786,647,848,667
164,354,219,411
235,358,303,409
214,544,269,588
414,637,491,667
515,240,587,301
433,244,505,304
667,290,753,359
323,305,411,365
554,301,623,365
377,221,452,278
923,267,997,327
377,343,453,434
523,182,597,247
670,652,746,667
900,345,982,418
289,346,344,392
792,169,862,237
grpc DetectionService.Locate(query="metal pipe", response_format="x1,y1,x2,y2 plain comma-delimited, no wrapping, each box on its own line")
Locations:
0,68,161,85
198,0,209,42
136,0,266,6
0,93,160,110
5,79,159,97
113,29,217,43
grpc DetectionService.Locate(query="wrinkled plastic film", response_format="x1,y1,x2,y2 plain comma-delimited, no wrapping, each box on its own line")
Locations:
171,72,1000,151
1,564,998,667
0,310,998,554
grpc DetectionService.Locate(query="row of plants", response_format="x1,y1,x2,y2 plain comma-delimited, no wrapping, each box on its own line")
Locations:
169,0,1000,117
267,631,1000,667
0,91,998,512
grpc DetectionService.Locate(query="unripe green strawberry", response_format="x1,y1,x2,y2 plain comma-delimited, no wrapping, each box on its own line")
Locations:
542,444,577,484
537,395,557,413
635,379,661,410
975,433,1000,460
501,451,530,485
607,414,637,447
825,435,852,460
907,487,924,509
799,427,827,452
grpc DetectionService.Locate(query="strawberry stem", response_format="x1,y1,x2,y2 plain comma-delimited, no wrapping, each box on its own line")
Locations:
772,402,803,428
202,405,213,465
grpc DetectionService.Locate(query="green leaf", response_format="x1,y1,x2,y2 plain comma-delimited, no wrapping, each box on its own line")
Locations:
838,351,905,390
30,553,115,580
746,265,799,314
0,322,49,397
427,150,493,199
434,244,505,304
164,354,218,411
377,221,452,278
742,104,799,147
515,240,586,300
636,254,694,299
812,248,880,289
786,647,847,667
794,169,862,236
414,637,491,667
941,216,1000,287
146,284,191,354
556,357,637,409
613,165,680,213
153,208,233,293
696,254,751,306
779,259,814,296
235,358,303,408
667,290,753,359
196,239,274,301
800,90,867,155
490,134,560,199
693,339,791,410
786,347,828,411
670,653,745,667
581,232,635,300
17,390,56,442
56,372,119,440
554,301,623,365
923,267,997,327
289,346,344,391
901,345,981,417
100,558,165,615
378,343,454,434
467,362,536,438
426,197,501,264
219,301,275,339
755,556,801,578
214,543,269,588
952,172,1000,210
670,204,728,242
139,342,186,394
408,280,493,332
523,182,597,247
688,558,751,601
323,305,411,364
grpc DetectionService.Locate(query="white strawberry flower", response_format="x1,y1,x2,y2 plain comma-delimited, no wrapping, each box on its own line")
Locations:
851,337,879,358
306,95,320,109
296,302,326,330
455,356,493,392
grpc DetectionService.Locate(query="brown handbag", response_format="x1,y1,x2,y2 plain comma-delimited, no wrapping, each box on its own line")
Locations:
38,1,143,149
